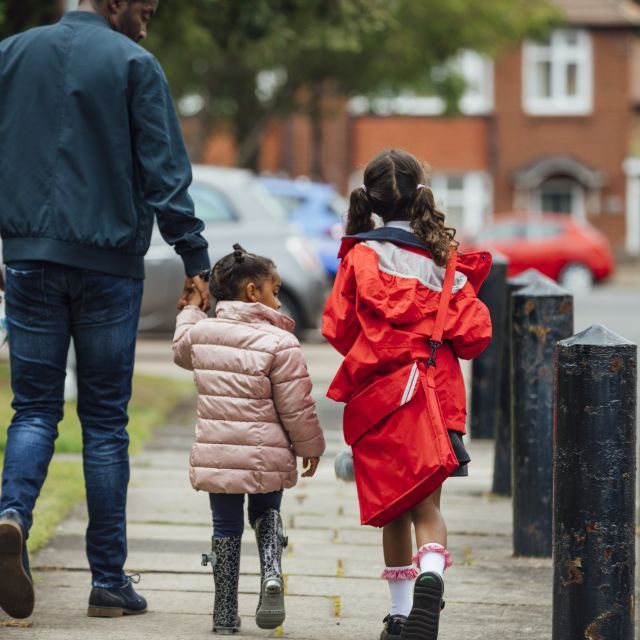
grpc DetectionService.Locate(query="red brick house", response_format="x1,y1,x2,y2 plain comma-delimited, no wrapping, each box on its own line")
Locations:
257,0,640,256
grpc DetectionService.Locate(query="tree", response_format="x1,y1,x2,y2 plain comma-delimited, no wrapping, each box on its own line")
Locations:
0,0,62,40
146,0,560,170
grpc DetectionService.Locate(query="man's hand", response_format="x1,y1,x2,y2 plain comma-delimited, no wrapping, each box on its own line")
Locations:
301,457,320,478
178,274,211,312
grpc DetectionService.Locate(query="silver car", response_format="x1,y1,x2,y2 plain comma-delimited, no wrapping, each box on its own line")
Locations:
140,165,329,333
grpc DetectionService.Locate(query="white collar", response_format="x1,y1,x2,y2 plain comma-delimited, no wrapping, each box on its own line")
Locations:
384,220,412,231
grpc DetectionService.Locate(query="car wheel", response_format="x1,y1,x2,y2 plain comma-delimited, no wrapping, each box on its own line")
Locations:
279,289,305,339
558,263,594,295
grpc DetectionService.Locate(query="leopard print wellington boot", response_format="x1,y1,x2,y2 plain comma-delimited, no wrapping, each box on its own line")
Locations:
209,536,242,634
254,509,288,629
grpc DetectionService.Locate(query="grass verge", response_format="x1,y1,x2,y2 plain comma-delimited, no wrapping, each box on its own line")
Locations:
0,362,195,553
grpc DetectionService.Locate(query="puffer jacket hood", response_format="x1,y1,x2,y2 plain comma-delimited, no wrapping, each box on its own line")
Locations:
173,301,325,495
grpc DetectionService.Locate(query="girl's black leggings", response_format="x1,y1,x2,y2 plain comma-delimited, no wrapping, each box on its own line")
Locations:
209,490,283,538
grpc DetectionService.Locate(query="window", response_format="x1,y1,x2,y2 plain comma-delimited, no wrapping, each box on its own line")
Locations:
534,177,586,218
458,51,494,115
476,223,528,242
526,223,564,240
523,29,592,115
348,50,493,116
189,184,236,224
430,172,492,236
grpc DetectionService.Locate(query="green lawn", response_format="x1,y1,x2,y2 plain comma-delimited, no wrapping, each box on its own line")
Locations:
0,362,195,552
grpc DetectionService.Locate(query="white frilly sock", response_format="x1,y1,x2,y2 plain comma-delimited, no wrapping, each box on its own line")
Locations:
381,565,419,617
413,543,452,577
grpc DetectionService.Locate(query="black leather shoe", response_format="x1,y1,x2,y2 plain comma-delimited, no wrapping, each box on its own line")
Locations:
87,575,147,618
400,572,444,640
380,613,407,640
0,511,34,619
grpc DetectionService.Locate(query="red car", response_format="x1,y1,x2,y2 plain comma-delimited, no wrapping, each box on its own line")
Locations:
462,214,615,292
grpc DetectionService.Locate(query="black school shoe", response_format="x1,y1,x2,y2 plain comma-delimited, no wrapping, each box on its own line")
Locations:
0,512,35,619
400,572,444,640
380,613,407,640
87,575,148,618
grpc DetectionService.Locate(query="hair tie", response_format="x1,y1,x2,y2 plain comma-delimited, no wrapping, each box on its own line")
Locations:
232,243,246,263
416,184,425,191
360,184,367,194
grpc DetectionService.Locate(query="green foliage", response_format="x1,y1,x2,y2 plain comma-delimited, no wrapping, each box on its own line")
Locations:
0,363,194,454
144,0,560,165
0,0,60,40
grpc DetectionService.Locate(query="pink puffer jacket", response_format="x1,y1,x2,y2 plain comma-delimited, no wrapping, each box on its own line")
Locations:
173,301,325,494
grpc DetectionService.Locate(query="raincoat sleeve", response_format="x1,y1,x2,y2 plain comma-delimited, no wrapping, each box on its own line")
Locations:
322,252,361,356
270,333,326,458
446,290,492,360
172,305,207,370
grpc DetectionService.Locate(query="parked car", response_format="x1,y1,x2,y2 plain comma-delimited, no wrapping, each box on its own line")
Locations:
258,177,346,277
140,166,329,333
0,167,328,335
462,213,615,293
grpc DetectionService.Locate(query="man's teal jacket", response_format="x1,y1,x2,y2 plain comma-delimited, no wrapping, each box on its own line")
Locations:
0,11,209,279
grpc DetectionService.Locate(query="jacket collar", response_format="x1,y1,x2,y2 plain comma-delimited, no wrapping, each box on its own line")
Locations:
338,226,430,258
338,226,492,293
215,300,295,333
61,11,111,29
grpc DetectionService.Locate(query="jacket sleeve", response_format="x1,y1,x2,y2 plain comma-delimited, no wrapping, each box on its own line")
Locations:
130,55,210,277
321,252,360,356
270,333,326,458
172,305,207,370
446,288,492,360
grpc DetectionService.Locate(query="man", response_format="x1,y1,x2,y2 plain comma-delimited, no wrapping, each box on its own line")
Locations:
0,0,211,619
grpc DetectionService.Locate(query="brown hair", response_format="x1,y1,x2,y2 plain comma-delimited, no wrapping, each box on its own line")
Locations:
345,149,457,266
209,244,276,301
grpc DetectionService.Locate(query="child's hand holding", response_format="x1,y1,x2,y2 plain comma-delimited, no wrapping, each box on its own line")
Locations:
301,457,320,478
186,287,203,308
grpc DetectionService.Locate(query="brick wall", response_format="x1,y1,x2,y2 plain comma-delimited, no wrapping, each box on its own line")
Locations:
351,116,490,174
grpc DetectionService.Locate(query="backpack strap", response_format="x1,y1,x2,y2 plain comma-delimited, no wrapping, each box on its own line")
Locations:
427,248,458,367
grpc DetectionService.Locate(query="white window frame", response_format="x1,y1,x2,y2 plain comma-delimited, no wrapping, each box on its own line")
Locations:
458,51,494,115
522,29,593,116
624,158,640,256
430,171,492,236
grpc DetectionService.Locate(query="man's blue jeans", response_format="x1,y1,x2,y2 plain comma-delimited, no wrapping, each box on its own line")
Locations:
0,262,143,588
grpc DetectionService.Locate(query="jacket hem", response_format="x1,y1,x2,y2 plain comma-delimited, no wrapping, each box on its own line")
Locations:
2,237,145,279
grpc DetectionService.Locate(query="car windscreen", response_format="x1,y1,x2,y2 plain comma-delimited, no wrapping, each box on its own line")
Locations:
271,193,306,216
247,182,289,222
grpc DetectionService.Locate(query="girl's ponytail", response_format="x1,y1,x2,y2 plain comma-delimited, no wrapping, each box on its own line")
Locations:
409,186,457,267
345,185,374,236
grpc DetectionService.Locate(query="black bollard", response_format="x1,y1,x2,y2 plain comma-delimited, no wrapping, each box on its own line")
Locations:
469,252,508,439
511,278,573,557
492,269,555,496
553,325,637,640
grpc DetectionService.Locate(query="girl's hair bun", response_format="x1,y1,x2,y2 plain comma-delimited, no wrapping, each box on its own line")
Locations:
232,243,246,263
210,244,276,302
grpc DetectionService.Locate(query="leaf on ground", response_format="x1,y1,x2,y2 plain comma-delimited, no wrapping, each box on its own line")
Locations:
0,620,33,628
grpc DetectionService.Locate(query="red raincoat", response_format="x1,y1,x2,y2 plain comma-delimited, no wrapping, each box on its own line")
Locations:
322,226,492,526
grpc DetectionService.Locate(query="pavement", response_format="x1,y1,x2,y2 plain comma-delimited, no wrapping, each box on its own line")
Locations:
1,281,639,638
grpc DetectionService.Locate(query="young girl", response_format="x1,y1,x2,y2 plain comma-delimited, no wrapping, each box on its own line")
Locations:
173,244,325,634
323,150,492,640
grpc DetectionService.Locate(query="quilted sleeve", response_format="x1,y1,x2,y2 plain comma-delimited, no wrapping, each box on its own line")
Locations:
172,305,207,370
271,333,326,458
